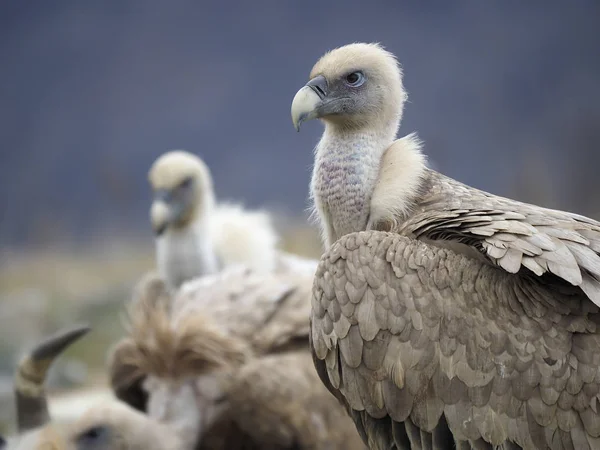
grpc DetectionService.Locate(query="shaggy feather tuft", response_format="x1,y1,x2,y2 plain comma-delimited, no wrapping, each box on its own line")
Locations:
368,132,428,229
118,277,250,383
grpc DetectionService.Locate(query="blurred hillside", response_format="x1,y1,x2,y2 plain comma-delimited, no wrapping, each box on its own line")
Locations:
1,0,600,248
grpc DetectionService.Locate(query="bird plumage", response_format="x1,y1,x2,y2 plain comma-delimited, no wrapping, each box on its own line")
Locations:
312,231,600,449
148,150,279,291
292,42,600,449
109,262,366,450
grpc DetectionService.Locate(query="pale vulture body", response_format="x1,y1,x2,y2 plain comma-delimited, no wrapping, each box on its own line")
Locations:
109,260,366,450
291,43,600,449
148,150,279,291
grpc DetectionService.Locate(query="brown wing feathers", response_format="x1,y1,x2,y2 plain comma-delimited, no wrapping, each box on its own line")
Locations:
312,231,600,449
396,172,600,308
108,268,367,450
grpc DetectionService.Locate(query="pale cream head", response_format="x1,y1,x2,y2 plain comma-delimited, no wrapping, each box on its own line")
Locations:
64,400,182,450
147,150,215,236
291,42,407,131
1,326,164,450
3,400,183,450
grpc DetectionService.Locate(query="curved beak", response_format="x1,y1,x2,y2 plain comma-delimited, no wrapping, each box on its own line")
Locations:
150,200,173,236
15,324,91,432
150,189,185,236
291,75,328,131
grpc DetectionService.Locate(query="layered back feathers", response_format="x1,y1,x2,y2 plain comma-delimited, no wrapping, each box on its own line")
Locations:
108,261,368,450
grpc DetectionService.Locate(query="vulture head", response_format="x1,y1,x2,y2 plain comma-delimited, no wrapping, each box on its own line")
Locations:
148,150,215,237
2,325,187,450
65,400,185,450
291,42,407,132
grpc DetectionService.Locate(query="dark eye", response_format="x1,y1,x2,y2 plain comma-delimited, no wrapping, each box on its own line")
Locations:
180,177,193,189
214,393,229,405
344,71,365,87
77,426,109,445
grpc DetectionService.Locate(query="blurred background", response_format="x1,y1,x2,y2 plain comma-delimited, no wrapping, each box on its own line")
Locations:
1,0,599,431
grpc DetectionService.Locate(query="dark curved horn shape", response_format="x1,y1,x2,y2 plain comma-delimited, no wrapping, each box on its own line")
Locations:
15,324,91,432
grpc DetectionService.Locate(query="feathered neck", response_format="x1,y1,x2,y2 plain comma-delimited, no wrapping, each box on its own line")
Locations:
310,121,426,248
156,191,220,290
310,122,396,248
190,185,216,230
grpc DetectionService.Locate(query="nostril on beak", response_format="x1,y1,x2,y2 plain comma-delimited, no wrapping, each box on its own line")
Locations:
305,75,328,100
311,85,326,98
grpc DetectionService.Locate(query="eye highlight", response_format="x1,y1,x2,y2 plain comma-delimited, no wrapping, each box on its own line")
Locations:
344,71,365,87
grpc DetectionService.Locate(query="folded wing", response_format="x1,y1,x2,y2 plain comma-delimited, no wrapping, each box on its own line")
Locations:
311,231,600,450
393,169,600,307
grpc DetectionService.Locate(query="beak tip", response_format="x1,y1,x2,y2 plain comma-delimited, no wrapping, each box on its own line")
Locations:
291,83,324,133
153,224,167,236
291,114,302,132
150,200,172,236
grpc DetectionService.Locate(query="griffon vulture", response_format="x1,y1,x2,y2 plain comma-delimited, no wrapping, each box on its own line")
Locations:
148,150,279,290
108,264,366,450
1,325,187,450
291,42,600,449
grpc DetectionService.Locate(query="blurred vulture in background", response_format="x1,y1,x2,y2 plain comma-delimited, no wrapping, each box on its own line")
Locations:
1,325,188,450
292,42,600,449
109,263,366,450
148,150,279,291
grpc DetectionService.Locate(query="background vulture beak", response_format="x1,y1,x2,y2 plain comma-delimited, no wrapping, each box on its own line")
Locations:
150,199,173,236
